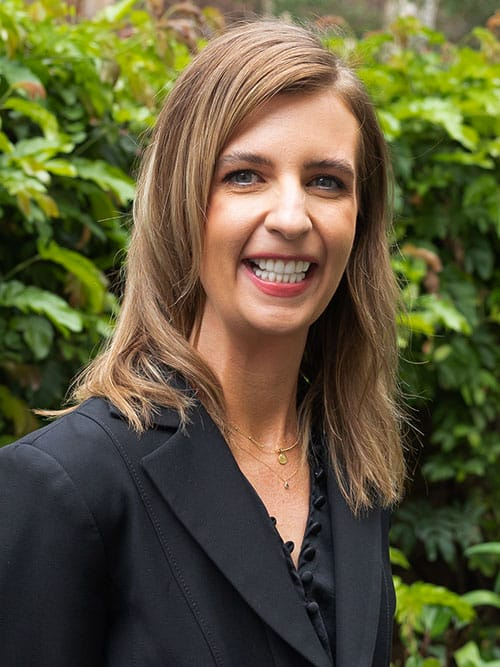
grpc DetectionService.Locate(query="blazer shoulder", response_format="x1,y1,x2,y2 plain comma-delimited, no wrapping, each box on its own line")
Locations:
1,398,181,501
3,399,118,464
0,398,174,539
2,399,152,498
4,397,174,462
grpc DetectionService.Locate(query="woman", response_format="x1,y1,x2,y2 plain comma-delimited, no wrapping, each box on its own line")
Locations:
0,20,405,667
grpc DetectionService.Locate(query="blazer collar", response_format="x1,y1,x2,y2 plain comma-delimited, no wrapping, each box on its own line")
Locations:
139,402,331,667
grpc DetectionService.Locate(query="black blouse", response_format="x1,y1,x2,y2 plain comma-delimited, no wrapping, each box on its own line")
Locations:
270,459,336,664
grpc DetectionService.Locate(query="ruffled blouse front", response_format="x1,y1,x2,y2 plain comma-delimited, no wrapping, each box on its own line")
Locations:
270,459,336,664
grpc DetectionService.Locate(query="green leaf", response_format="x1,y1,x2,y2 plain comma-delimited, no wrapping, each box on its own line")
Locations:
43,159,77,177
73,157,135,203
390,547,410,569
395,578,476,627
462,590,500,609
395,98,479,149
419,295,472,335
98,0,137,22
433,150,495,170
465,543,500,558
397,311,435,337
421,605,453,638
455,641,500,667
433,345,452,363
3,97,59,141
0,280,82,334
38,241,108,313
0,130,14,153
33,191,59,218
8,136,74,159
12,315,54,360
377,109,401,140
0,58,44,89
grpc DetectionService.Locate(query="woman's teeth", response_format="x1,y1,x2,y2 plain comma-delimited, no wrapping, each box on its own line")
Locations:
250,258,311,283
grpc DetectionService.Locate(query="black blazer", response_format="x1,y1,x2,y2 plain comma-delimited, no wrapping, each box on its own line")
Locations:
0,397,395,666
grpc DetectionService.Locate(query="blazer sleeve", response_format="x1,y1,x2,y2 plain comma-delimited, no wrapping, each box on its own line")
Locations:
0,440,109,667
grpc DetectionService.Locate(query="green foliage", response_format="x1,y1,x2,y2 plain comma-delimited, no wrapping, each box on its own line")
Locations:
465,543,500,593
455,642,500,667
395,575,475,655
393,543,500,665
391,500,483,565
0,0,197,439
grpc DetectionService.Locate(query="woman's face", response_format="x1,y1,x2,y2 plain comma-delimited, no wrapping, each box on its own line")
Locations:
198,89,359,343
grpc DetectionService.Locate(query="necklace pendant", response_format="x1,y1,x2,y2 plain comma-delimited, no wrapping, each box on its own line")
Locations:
284,480,290,489
277,451,288,465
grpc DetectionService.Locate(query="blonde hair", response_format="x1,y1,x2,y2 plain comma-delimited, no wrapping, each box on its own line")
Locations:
70,20,405,512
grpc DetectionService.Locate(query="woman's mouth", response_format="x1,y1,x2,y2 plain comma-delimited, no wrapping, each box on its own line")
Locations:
246,258,312,284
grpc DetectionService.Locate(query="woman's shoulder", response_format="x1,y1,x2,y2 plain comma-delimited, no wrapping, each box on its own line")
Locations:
0,397,177,490
0,397,182,533
0,400,118,496
2,398,118,464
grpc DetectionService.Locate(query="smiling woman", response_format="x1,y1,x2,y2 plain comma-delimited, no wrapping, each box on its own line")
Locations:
0,19,405,667
198,91,358,341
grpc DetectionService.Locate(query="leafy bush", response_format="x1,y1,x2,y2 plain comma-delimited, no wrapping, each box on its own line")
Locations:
1,2,498,663
334,17,500,663
391,545,500,665
0,0,201,443
346,19,500,506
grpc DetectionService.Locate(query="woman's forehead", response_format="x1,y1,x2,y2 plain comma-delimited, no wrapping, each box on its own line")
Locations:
217,90,359,168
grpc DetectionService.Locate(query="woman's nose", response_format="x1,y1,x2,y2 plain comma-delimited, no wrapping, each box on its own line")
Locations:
264,185,312,240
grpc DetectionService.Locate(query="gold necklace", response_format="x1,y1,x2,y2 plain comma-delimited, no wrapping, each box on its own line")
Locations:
229,423,299,465
230,438,303,490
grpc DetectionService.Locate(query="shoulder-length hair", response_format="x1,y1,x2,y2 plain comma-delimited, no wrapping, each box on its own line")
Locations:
71,20,405,513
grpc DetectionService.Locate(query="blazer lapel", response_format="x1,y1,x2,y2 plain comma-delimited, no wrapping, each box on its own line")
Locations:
141,404,331,667
328,471,383,666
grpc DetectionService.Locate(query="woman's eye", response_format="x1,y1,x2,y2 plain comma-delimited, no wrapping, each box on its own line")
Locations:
310,175,344,191
224,170,259,186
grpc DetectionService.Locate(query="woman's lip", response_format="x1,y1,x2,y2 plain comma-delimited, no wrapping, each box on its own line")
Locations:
242,261,315,297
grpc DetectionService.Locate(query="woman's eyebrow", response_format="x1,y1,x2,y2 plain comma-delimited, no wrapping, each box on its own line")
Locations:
304,158,355,180
217,153,355,179
217,151,273,168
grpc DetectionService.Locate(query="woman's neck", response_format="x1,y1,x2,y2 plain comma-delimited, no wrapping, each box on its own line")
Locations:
192,324,306,442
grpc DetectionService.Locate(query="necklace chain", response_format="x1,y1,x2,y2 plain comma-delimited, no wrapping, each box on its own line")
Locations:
230,437,303,490
229,423,299,465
